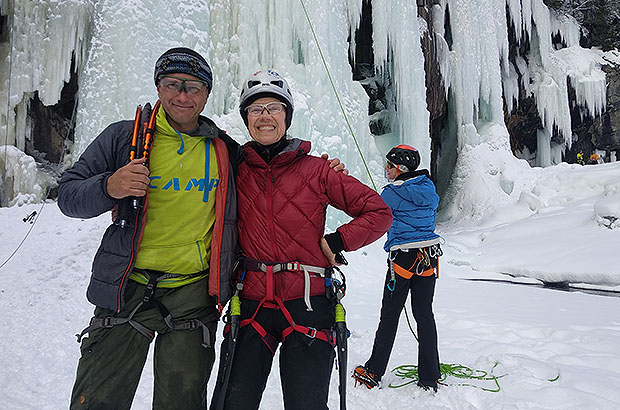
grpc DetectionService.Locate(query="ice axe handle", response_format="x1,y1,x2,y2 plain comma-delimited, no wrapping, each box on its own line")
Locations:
335,303,347,410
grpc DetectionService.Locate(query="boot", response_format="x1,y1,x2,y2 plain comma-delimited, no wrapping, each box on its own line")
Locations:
417,380,438,392
352,365,380,389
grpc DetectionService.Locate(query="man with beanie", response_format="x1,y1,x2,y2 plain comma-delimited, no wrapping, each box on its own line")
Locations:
58,47,241,410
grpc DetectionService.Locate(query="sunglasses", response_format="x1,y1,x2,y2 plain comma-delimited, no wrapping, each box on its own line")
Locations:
386,162,396,169
159,75,208,95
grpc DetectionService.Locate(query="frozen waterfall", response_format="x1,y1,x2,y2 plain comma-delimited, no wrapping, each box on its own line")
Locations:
0,0,615,225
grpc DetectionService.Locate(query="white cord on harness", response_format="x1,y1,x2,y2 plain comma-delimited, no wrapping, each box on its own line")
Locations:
303,266,313,311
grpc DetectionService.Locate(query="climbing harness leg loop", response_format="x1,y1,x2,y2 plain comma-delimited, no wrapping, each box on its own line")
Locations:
231,258,339,352
76,269,212,347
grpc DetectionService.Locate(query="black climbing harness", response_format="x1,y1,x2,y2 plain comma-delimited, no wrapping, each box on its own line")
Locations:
76,269,212,348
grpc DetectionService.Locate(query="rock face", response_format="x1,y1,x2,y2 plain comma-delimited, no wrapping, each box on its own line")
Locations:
418,3,447,181
22,65,78,201
349,0,396,139
26,67,78,168
592,65,620,152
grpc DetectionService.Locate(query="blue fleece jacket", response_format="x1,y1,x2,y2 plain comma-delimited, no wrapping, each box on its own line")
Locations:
381,171,439,252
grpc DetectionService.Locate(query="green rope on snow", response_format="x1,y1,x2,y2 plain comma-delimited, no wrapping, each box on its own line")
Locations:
389,362,504,392
299,0,377,191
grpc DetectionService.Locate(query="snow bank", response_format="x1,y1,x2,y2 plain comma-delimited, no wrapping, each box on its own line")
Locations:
594,182,620,230
438,123,536,224
445,161,620,286
2,198,620,409
0,145,54,206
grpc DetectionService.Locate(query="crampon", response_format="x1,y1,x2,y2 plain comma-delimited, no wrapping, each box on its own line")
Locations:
352,365,380,389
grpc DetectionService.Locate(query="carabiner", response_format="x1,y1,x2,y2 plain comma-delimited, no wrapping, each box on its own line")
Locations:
387,278,396,292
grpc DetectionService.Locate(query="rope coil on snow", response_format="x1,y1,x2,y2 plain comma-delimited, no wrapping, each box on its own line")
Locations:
389,362,504,392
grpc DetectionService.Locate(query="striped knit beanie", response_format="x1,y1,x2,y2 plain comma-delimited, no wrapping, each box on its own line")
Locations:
154,47,213,91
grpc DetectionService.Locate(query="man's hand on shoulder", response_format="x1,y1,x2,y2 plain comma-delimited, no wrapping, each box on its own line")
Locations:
321,153,349,176
106,157,150,199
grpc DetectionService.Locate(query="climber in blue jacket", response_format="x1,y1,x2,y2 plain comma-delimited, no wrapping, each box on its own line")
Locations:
353,144,442,392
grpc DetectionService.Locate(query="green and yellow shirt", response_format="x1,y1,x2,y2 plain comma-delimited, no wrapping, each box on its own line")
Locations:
132,109,219,287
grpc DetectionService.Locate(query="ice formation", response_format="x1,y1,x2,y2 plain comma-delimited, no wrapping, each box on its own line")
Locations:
0,0,616,224
0,145,53,206
370,0,430,167
434,0,612,222
0,0,91,150
0,0,91,205
504,0,607,147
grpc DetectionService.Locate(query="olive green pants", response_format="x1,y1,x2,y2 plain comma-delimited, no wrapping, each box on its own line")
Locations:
70,278,218,410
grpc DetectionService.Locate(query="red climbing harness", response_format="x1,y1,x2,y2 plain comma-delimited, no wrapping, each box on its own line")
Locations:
224,258,337,354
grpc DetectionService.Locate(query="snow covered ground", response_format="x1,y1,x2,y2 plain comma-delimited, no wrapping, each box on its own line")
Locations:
1,160,620,409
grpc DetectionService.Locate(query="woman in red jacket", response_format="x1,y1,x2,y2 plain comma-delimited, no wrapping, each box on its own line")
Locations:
211,70,392,410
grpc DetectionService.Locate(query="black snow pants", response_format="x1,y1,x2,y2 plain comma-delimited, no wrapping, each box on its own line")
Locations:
365,260,440,385
211,295,336,410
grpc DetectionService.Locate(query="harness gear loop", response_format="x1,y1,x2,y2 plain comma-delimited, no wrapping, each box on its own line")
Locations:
388,244,443,285
302,265,315,311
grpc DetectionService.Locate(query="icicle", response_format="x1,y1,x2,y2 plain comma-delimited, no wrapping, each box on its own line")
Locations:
371,0,430,168
0,0,91,149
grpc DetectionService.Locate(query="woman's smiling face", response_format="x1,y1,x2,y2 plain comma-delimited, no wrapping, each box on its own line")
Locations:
246,97,287,145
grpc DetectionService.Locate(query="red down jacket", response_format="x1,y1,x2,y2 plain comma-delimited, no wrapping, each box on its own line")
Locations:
237,138,392,301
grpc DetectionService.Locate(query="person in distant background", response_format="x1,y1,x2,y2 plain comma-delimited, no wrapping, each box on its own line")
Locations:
589,152,604,164
589,153,600,164
353,145,442,392
210,70,392,410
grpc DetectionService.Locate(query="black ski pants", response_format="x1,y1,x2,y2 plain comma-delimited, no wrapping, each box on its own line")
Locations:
211,295,336,410
365,262,440,384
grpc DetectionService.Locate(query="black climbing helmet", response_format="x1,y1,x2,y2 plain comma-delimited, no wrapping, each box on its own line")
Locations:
386,144,420,173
